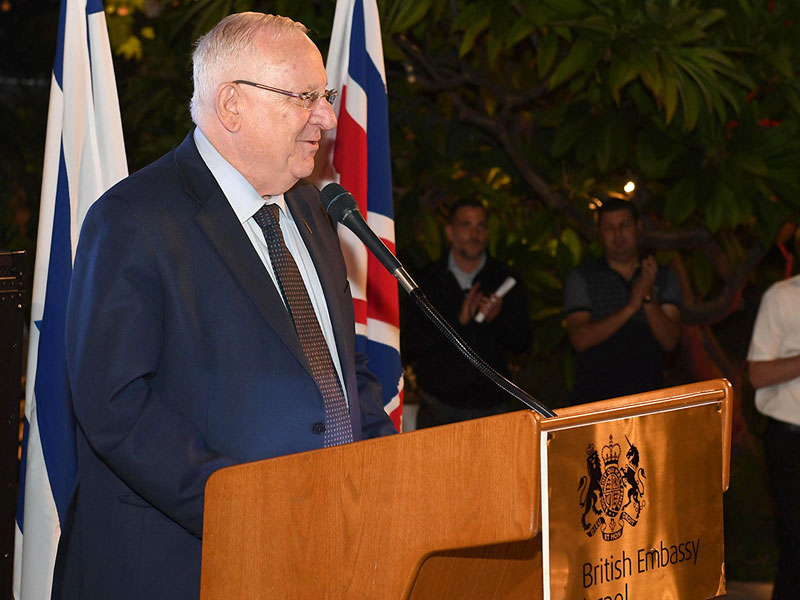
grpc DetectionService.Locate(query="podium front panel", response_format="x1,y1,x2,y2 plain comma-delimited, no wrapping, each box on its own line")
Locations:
543,401,725,600
201,411,541,599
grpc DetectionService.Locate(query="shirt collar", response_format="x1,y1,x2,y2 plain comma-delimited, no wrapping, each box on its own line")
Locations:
599,255,642,282
448,250,486,290
193,127,287,222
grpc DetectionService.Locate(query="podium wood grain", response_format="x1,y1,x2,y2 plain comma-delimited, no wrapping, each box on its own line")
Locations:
200,410,541,599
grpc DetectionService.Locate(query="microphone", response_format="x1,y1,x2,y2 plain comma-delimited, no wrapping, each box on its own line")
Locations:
320,183,418,294
320,182,555,419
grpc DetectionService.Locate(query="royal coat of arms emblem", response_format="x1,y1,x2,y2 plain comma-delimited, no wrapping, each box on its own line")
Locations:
578,434,646,541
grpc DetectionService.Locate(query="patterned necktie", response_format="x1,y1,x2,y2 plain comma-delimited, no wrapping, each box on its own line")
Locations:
253,203,353,446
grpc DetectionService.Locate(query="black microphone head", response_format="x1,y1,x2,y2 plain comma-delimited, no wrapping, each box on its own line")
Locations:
321,183,358,222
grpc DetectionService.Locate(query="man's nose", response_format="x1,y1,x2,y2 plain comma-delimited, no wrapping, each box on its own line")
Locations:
309,98,337,130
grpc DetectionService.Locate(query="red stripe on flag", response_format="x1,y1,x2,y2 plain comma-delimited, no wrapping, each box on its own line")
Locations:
352,297,368,327
366,251,400,325
333,87,368,215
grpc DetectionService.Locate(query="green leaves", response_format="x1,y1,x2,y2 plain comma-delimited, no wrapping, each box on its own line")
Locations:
608,60,638,104
452,1,490,56
548,40,606,90
690,249,714,298
665,178,697,224
383,0,434,33
427,0,754,134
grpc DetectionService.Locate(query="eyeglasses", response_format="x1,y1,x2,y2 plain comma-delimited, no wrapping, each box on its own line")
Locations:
233,80,338,110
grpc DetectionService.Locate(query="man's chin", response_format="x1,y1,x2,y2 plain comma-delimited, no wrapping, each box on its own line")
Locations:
291,161,316,182
607,249,637,262
460,249,486,261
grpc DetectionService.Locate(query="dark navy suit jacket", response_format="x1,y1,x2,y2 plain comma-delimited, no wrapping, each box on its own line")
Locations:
53,132,396,600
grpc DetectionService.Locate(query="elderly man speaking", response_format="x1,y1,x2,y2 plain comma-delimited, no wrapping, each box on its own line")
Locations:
54,12,396,600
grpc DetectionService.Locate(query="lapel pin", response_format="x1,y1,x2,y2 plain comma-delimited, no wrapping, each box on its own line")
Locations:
302,219,313,235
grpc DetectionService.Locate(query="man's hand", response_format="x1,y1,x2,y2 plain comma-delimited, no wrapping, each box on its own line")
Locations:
640,255,657,284
458,283,483,324
629,255,657,309
638,256,681,351
477,294,503,323
567,254,681,353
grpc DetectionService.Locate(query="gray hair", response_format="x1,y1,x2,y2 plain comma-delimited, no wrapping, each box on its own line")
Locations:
189,12,309,124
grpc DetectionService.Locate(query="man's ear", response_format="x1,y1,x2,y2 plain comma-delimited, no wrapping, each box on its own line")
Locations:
216,83,242,132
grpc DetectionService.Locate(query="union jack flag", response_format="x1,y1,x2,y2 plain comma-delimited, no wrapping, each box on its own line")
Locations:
323,0,403,429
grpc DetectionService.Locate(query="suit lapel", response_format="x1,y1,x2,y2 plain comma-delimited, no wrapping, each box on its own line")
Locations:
175,132,309,374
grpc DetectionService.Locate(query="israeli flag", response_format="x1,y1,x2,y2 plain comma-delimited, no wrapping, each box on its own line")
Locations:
13,1,127,597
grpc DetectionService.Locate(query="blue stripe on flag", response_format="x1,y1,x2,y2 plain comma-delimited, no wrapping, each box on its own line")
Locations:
355,330,367,356
15,417,30,531
345,0,368,90
347,0,393,219
34,144,78,526
54,0,68,87
366,74,393,219
87,0,105,14
364,338,403,406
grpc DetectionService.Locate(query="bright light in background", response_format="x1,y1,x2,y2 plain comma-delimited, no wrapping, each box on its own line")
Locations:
624,180,636,194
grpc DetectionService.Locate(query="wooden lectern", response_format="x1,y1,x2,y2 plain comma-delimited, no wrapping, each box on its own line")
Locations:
200,379,732,599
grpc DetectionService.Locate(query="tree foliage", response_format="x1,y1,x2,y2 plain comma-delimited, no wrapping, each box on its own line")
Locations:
375,0,800,392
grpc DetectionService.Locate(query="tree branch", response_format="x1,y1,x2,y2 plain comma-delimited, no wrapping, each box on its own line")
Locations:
681,241,767,325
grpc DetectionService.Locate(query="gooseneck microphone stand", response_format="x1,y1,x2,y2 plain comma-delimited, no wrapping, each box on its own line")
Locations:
322,183,556,420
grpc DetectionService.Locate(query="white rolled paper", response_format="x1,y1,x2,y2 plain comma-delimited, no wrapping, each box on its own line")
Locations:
474,276,516,323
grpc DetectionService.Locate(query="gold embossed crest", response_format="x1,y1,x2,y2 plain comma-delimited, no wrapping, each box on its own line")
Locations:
578,434,646,541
